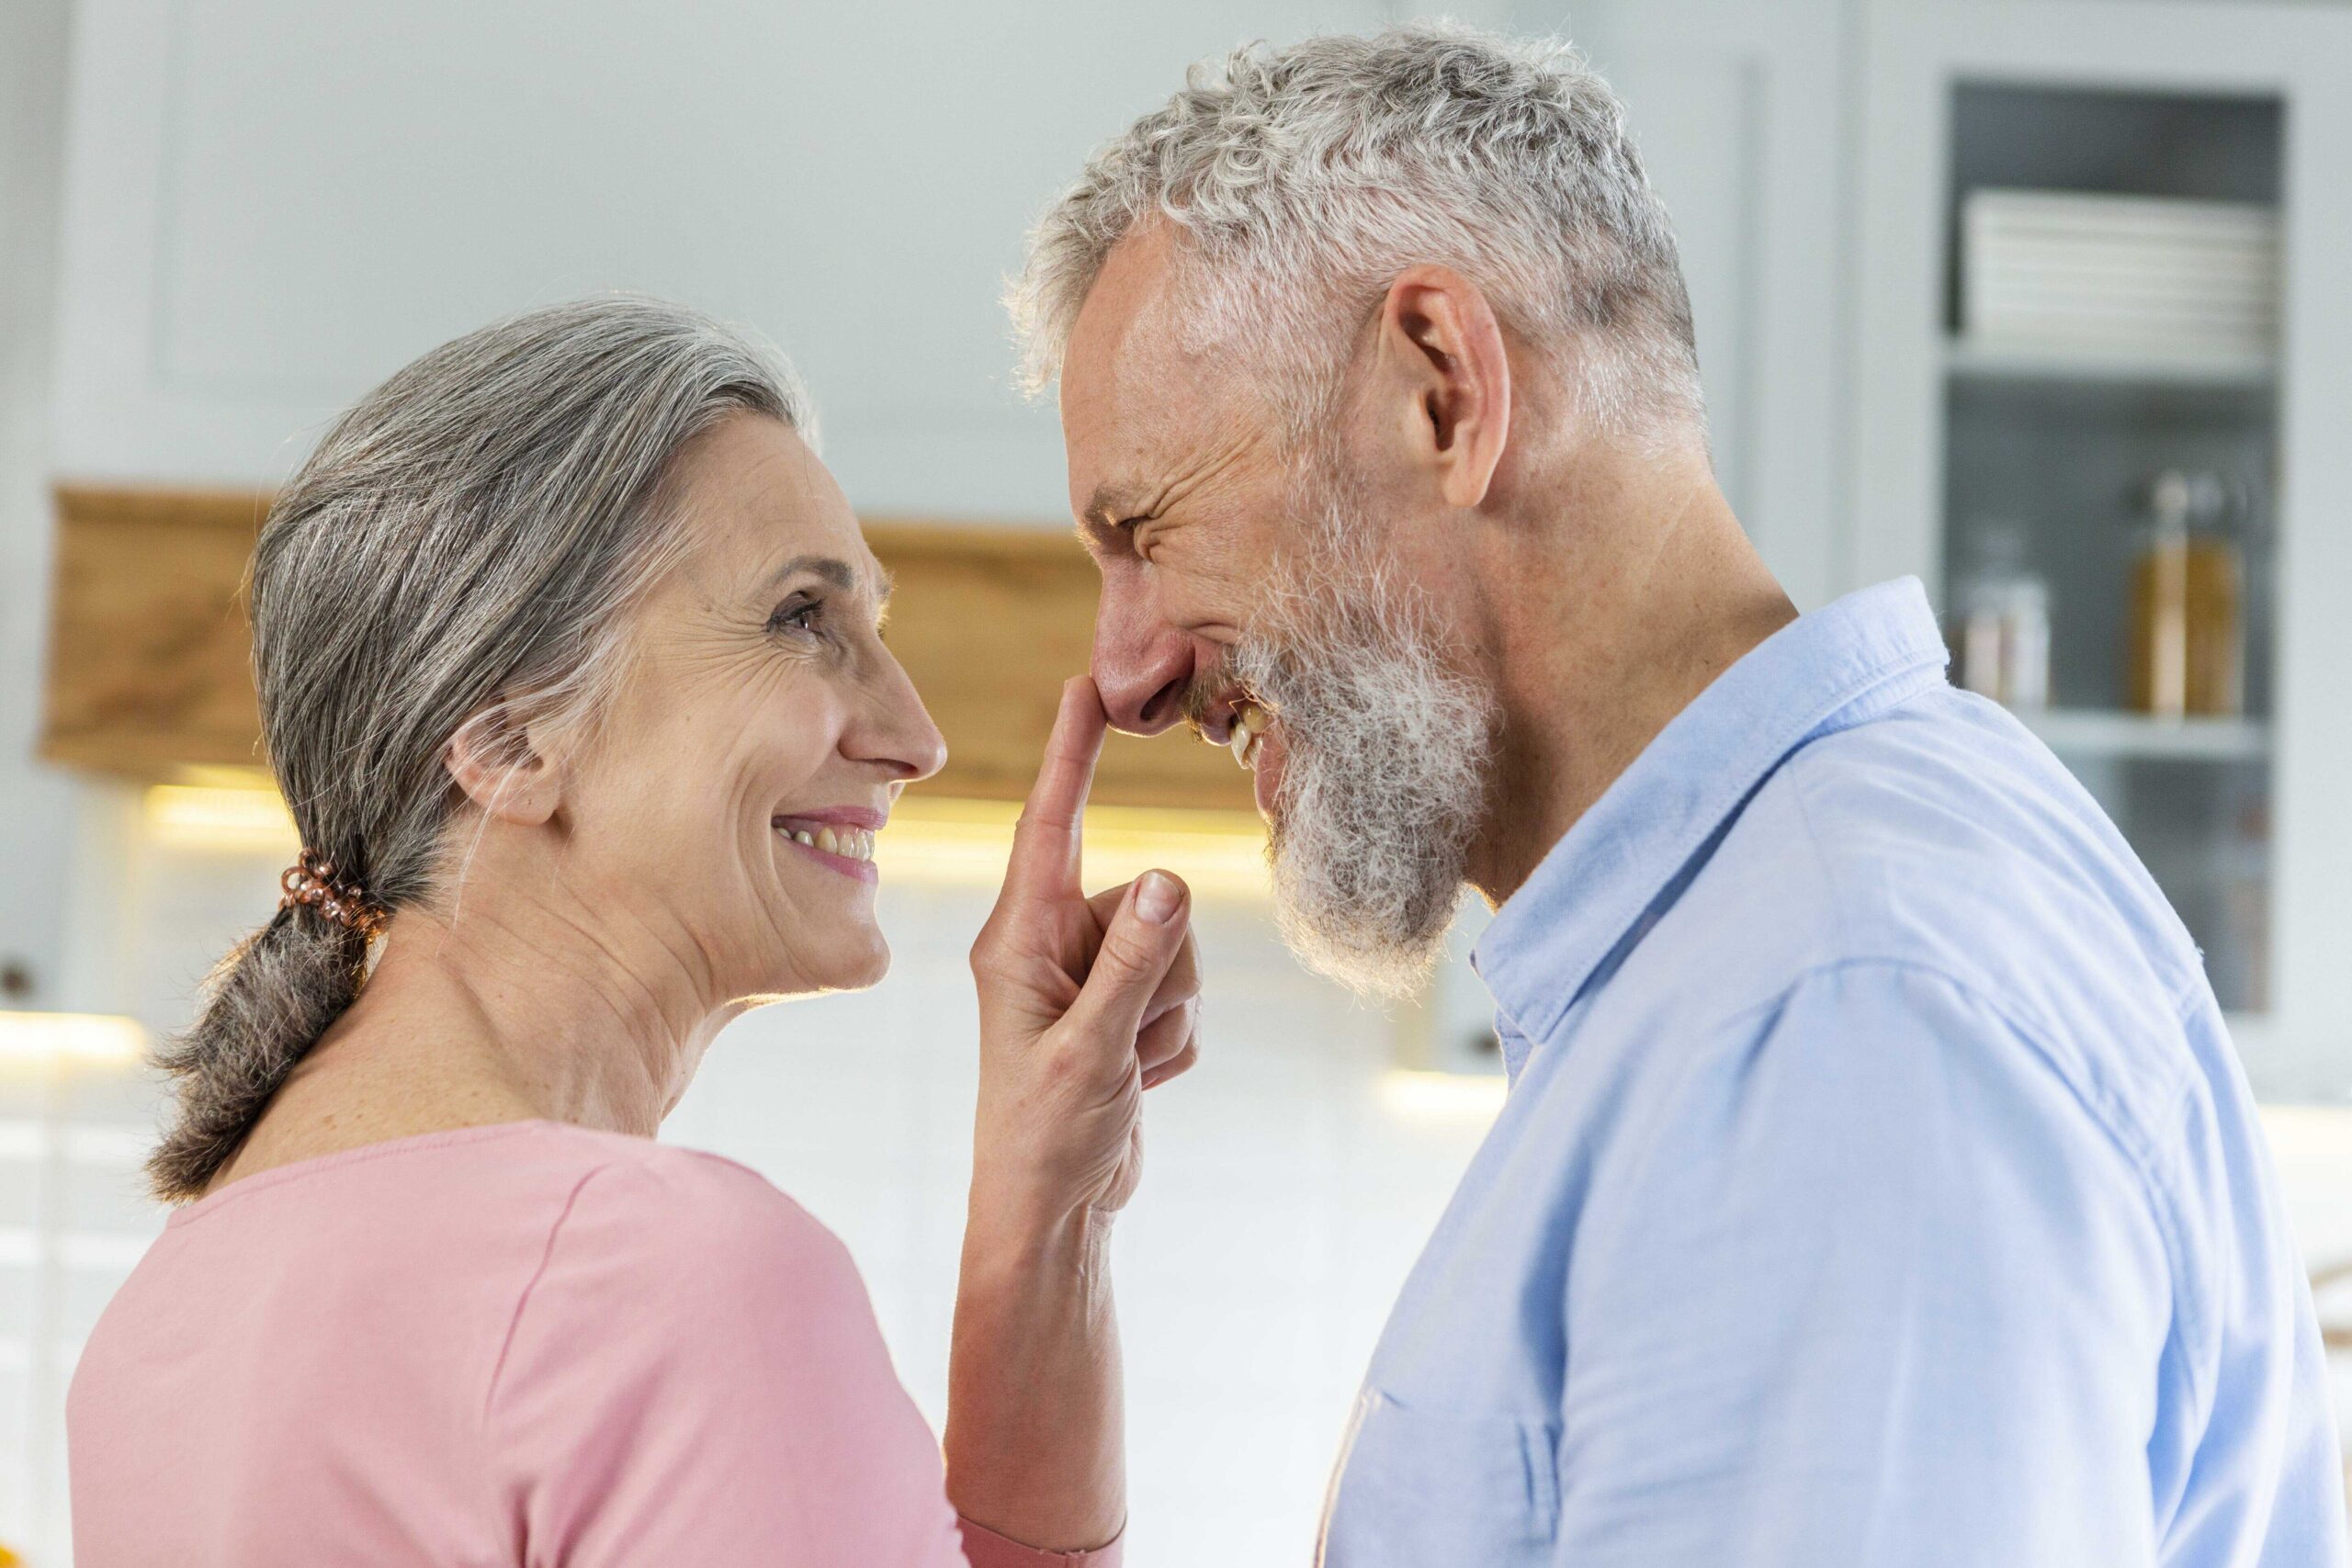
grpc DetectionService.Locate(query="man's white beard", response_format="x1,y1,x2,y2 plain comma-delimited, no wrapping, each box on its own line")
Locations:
1234,483,1498,1000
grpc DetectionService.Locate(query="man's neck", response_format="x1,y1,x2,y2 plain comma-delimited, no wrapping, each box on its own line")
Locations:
1464,454,1797,908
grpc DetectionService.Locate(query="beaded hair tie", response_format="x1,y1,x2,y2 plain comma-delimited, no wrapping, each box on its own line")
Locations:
278,851,390,940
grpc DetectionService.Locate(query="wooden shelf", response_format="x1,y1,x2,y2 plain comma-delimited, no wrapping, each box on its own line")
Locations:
2021,707,2269,761
39,486,1255,813
1945,335,2277,389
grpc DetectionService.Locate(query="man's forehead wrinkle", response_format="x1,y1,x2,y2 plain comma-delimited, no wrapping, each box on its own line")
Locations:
1064,226,1279,547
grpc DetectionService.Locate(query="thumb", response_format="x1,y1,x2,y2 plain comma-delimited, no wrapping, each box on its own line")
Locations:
1066,871,1190,1043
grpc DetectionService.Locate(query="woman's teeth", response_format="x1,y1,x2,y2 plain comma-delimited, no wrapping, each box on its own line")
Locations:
1229,701,1272,770
780,824,876,861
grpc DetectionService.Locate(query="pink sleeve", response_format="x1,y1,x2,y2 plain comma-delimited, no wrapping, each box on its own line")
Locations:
487,1156,978,1566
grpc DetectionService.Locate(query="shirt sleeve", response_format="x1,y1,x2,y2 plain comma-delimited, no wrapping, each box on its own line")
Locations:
485,1154,1118,1568
1550,961,2177,1566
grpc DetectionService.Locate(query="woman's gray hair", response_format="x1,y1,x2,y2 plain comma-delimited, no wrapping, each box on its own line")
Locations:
1008,23,1703,444
147,295,807,1202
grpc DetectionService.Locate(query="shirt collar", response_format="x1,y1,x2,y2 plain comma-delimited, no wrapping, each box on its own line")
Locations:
1472,578,1951,1072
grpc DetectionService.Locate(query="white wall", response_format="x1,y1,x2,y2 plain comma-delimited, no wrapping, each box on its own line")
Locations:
0,0,78,1014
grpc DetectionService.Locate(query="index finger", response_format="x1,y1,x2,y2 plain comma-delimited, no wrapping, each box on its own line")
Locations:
1001,676,1108,906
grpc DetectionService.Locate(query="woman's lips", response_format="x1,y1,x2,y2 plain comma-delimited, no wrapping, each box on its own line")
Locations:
774,813,882,885
778,806,888,829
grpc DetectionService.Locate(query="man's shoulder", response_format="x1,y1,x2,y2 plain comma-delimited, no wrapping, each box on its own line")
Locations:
1754,693,2199,1007
1609,689,2206,1127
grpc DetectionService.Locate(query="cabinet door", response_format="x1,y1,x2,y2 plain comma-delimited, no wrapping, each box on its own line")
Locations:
47,0,1390,514
1563,0,1857,612
1849,0,2352,1090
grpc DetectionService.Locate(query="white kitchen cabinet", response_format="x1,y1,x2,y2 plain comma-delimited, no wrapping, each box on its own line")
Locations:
1849,0,2352,1095
47,0,1386,513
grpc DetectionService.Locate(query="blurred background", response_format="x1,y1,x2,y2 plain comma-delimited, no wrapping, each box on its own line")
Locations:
3,0,2351,1562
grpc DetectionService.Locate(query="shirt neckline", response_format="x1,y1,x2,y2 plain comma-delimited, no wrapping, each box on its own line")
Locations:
1472,578,1950,1066
166,1119,576,1227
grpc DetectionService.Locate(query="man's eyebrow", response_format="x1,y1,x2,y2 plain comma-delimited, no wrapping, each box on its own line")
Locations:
1076,483,1154,552
1080,482,1151,531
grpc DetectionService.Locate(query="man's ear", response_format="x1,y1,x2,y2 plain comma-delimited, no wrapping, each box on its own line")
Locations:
445,705,562,827
1375,265,1513,510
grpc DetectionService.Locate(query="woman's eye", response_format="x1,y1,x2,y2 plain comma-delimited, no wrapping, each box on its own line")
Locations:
767,595,821,637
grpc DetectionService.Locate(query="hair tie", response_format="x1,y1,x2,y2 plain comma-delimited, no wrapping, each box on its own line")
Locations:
278,851,389,940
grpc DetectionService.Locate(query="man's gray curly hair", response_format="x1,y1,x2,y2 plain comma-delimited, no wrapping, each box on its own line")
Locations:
1008,23,1705,444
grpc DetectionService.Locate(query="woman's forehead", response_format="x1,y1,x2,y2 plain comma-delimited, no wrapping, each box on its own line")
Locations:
677,416,878,591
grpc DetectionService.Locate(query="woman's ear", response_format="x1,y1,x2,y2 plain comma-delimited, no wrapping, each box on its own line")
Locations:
444,706,562,827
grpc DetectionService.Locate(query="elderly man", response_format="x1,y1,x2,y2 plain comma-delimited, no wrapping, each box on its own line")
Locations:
1005,24,2345,1568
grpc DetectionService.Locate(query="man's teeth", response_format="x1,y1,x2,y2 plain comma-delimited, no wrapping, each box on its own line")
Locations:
1228,702,1272,770
780,825,876,861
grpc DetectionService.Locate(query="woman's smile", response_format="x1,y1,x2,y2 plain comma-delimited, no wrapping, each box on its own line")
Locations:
773,805,886,885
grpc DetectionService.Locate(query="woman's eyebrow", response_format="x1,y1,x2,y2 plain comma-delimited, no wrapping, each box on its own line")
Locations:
762,555,856,592
757,555,895,614
764,553,891,599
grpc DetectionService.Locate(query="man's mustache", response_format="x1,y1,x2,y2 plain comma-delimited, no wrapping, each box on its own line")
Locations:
1177,651,1246,739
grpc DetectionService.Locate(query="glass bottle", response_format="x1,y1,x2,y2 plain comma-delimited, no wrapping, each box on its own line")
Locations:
2129,470,2244,717
1951,519,2052,711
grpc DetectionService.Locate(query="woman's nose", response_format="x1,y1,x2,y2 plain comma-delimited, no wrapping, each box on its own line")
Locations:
1091,576,1195,737
853,653,948,784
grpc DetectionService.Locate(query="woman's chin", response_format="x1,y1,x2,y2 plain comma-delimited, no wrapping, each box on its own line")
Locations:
765,934,890,997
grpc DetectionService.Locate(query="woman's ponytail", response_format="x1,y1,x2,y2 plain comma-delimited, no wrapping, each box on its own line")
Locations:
146,906,368,1201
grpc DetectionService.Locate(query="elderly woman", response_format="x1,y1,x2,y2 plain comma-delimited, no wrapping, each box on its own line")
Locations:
65,299,1198,1565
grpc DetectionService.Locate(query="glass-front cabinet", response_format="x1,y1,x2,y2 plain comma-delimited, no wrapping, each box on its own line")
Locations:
1943,84,2281,1014
1852,0,2352,1097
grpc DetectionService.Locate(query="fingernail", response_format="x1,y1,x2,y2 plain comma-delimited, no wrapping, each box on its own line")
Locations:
1135,871,1180,925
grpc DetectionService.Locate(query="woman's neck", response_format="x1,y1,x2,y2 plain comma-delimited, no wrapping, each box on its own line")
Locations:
209,900,729,1192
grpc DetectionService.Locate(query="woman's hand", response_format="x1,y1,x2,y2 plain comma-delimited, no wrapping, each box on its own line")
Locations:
946,678,1200,1552
967,677,1202,1223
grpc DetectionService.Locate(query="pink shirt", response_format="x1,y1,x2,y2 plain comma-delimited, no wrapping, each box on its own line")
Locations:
69,1121,1118,1567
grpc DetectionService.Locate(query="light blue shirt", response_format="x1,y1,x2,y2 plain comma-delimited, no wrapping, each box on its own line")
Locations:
1319,580,2346,1566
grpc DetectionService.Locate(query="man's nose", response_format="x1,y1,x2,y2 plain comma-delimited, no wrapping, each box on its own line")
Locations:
1090,575,1193,737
